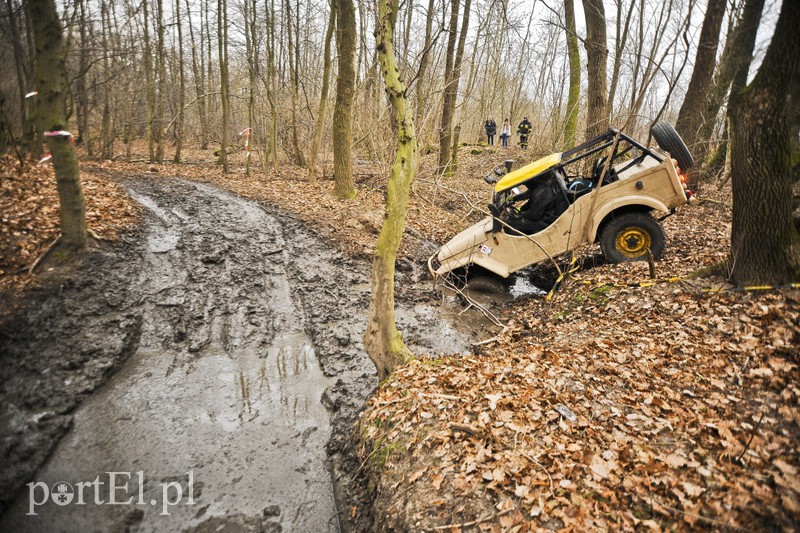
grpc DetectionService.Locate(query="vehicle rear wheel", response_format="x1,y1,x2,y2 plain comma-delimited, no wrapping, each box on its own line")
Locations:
600,212,665,263
463,275,510,302
650,121,694,171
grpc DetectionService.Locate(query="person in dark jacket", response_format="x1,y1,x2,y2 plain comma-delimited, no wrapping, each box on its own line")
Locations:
517,116,532,148
484,117,497,145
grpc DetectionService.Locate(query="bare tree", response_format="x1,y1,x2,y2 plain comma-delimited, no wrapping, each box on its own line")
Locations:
309,2,335,182
676,0,726,180
563,0,580,148
366,0,419,379
582,0,609,138
333,0,356,198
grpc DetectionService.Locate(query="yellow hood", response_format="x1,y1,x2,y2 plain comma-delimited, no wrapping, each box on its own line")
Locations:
495,152,563,192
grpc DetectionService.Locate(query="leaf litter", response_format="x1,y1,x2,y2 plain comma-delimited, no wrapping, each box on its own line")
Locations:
2,144,798,530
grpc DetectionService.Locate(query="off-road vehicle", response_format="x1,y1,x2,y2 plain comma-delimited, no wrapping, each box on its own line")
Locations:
428,122,695,294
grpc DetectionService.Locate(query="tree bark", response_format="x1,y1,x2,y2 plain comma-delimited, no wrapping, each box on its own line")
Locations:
437,0,459,174
30,0,87,251
174,0,186,163
729,0,800,285
675,0,726,179
582,0,609,138
366,0,418,379
563,0,580,149
332,0,356,198
414,0,435,141
702,0,765,173
308,2,335,182
143,0,156,162
218,0,229,172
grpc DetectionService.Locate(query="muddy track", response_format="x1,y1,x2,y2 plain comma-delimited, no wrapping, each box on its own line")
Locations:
0,176,467,532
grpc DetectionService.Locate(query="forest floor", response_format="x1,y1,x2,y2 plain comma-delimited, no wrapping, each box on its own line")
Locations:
1,143,799,531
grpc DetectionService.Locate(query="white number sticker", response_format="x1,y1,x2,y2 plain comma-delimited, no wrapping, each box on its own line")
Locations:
479,244,493,255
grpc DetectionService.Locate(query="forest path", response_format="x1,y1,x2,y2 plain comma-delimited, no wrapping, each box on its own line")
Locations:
0,176,467,532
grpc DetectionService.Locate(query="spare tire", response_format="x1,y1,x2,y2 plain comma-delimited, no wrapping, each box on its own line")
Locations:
650,121,694,171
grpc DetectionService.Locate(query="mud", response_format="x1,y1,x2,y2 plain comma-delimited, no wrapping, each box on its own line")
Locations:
0,176,468,532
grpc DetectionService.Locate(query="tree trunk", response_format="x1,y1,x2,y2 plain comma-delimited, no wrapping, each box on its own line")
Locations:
366,0,418,379
30,0,87,251
702,0,765,173
174,0,186,163
563,0,580,149
143,0,155,162
729,0,800,285
100,2,112,159
414,0,435,139
332,0,356,198
437,0,460,174
285,0,306,168
76,0,91,156
582,0,609,138
265,0,279,173
308,2,335,182
218,0,229,172
608,0,636,118
155,0,167,163
675,0,726,180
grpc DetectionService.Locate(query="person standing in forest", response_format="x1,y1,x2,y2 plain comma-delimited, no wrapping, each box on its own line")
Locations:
484,117,497,145
500,118,512,147
517,116,532,149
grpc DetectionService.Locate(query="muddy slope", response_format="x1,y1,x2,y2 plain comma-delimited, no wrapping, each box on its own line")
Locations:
0,176,466,531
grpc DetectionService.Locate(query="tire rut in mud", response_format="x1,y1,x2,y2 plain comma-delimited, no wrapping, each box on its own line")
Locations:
0,175,467,531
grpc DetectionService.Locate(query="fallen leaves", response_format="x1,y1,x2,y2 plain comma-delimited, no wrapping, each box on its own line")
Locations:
0,155,140,294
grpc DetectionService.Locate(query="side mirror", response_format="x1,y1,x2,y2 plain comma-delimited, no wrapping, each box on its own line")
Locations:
504,160,514,172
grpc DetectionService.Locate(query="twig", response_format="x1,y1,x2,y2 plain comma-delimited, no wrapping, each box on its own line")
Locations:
735,411,765,464
27,235,61,274
472,336,498,346
448,422,482,436
432,508,514,530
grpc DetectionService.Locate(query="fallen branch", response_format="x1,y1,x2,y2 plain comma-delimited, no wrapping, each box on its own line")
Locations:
432,508,514,531
448,422,482,436
26,235,61,274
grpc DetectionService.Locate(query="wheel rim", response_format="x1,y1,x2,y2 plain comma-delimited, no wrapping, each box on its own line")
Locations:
615,226,651,258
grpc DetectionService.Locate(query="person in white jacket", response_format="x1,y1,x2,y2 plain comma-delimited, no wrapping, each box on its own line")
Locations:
499,118,512,147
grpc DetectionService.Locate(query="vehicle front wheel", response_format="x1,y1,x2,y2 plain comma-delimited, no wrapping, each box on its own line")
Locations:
600,213,665,263
463,275,510,303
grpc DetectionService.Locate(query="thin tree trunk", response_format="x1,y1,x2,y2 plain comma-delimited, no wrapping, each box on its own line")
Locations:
174,0,186,163
143,0,155,162
729,0,800,284
675,0,726,181
414,0,435,139
366,0,418,379
608,0,636,117
702,0,765,172
582,0,609,138
332,0,356,198
30,0,87,251
437,0,459,173
155,0,167,163
309,2,335,181
100,2,112,159
563,0,580,149
218,0,229,172
265,0,278,173
76,0,91,156
285,0,306,167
